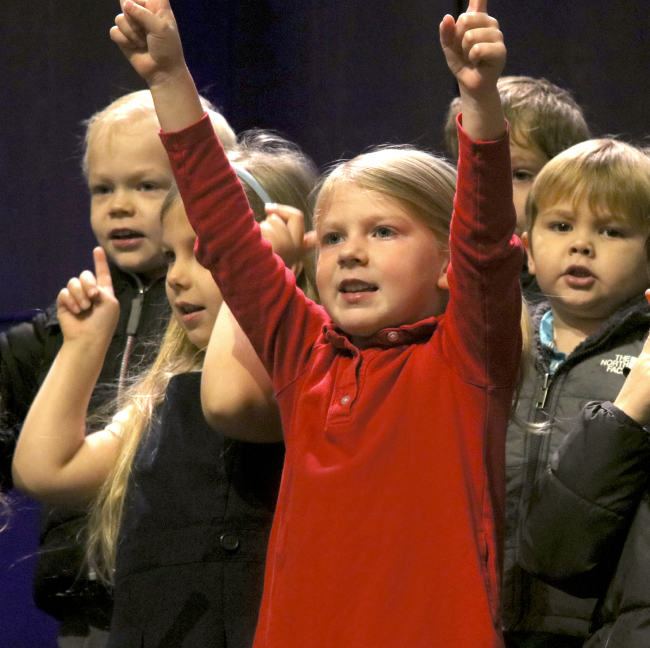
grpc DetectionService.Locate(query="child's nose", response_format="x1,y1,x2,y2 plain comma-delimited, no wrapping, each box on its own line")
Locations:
569,237,594,257
166,261,191,290
108,188,136,217
337,236,368,268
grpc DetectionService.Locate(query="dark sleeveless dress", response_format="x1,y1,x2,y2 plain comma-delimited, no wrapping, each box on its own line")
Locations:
107,372,285,648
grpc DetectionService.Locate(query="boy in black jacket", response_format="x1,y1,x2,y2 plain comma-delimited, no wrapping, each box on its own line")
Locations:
505,139,650,648
521,288,650,648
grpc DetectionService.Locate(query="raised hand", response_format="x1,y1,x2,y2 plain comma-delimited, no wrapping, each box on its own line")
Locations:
440,0,505,96
439,0,505,142
110,0,185,84
261,204,316,277
614,289,650,426
110,0,203,133
57,247,120,345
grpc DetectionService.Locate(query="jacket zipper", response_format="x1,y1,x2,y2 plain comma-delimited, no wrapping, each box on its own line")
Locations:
117,275,145,401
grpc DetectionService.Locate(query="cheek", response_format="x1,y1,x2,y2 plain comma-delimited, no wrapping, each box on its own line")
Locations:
89,204,105,239
165,282,174,307
199,267,224,310
315,253,333,287
511,184,532,235
141,204,166,238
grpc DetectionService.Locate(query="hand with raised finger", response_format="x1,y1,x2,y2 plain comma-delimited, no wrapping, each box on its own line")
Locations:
440,0,505,97
110,0,185,85
440,0,505,141
56,248,120,345
260,204,309,276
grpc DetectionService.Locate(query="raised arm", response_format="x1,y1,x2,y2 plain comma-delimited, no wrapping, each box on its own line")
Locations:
12,249,122,505
438,0,521,389
201,204,313,442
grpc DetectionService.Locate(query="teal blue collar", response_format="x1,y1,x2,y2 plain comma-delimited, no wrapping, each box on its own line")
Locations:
539,310,567,374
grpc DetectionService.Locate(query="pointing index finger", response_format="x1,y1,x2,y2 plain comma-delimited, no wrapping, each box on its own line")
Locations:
93,247,113,292
467,0,487,13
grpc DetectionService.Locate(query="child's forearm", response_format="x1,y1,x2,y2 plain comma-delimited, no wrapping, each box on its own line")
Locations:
149,66,204,134
202,305,283,443
458,86,506,142
12,338,118,504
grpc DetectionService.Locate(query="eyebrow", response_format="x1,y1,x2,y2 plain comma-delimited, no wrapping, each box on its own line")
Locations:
537,208,574,218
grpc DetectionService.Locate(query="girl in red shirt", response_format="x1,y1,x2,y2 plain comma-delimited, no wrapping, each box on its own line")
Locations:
112,1,522,646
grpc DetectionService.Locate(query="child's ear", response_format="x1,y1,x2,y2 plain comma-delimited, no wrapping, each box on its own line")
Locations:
521,231,536,275
437,256,450,291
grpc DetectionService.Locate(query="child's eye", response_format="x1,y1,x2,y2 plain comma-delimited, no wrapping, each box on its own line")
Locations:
512,169,535,183
374,226,395,239
602,227,624,238
90,184,112,196
321,232,344,246
163,250,176,265
139,181,162,192
548,221,572,233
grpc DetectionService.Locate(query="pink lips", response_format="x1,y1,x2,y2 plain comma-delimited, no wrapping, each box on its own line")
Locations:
109,228,144,250
339,279,378,304
175,302,205,323
563,265,596,289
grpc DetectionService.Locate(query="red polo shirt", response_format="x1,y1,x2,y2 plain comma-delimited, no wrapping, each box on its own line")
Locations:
162,116,523,648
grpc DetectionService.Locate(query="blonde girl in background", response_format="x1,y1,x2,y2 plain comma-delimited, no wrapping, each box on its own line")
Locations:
13,133,318,648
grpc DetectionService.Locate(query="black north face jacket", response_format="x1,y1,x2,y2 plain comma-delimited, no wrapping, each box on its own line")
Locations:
521,400,650,648
503,295,650,642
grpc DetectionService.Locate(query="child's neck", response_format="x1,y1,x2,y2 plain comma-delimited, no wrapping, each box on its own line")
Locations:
548,308,607,355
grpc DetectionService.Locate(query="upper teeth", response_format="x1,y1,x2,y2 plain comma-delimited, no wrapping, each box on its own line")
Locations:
342,282,374,292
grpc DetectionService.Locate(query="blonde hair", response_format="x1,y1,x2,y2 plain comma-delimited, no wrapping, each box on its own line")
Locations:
87,317,202,582
316,147,456,248
444,76,590,161
229,130,319,299
82,89,236,176
526,139,650,237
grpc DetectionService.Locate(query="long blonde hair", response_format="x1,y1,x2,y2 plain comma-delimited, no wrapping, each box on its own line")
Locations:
87,317,202,582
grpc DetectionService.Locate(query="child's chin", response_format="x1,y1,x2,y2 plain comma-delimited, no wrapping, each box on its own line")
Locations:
113,253,167,280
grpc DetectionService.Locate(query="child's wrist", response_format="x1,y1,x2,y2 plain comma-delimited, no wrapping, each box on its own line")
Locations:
148,65,205,133
614,392,650,428
458,87,506,142
147,63,193,92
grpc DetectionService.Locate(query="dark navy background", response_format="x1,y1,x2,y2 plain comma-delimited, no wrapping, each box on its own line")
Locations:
1,0,649,643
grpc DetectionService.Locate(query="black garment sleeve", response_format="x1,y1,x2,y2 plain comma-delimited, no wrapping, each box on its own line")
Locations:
0,305,61,428
520,401,650,598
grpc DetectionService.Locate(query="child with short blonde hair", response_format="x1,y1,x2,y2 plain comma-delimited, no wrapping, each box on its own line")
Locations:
505,139,650,647
112,0,523,645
